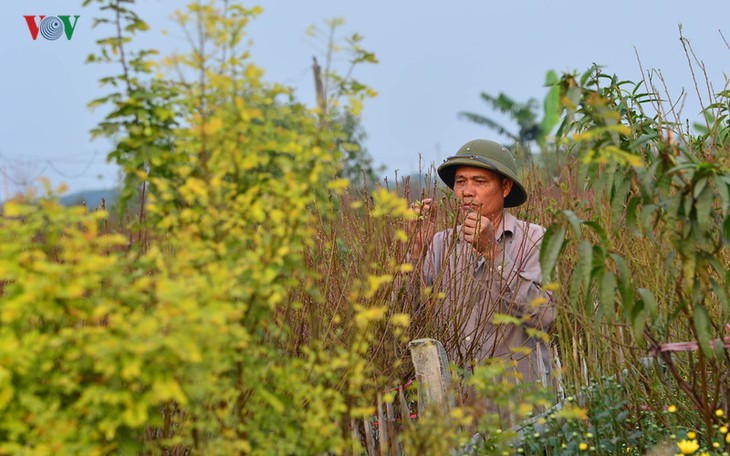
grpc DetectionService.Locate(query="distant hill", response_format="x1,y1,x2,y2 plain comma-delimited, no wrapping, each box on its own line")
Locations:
378,171,445,199
59,188,119,209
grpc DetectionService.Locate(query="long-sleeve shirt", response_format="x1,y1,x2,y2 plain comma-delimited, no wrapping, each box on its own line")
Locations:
421,210,555,385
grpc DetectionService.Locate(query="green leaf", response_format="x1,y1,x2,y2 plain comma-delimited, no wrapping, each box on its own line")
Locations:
599,271,617,323
631,297,647,347
563,210,583,237
694,181,713,229
692,304,714,358
693,176,708,199
666,161,697,176
628,132,659,149
682,256,697,291
583,221,608,251
637,288,657,318
540,70,561,137
610,176,631,225
639,161,660,201
569,240,593,310
611,253,633,319
625,197,641,237
641,204,659,242
710,278,729,315
540,226,565,284
682,192,694,220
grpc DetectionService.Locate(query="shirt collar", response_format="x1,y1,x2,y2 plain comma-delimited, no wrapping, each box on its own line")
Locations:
495,210,517,241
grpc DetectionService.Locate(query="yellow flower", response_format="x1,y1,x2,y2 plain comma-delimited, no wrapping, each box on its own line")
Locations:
721,426,728,434
700,452,709,456
586,432,593,438
687,431,696,440
677,439,700,455
579,442,588,451
726,433,730,444
668,405,678,413
717,409,725,417
713,442,720,448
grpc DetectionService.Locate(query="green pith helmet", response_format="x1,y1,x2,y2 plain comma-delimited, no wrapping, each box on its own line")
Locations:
437,139,527,207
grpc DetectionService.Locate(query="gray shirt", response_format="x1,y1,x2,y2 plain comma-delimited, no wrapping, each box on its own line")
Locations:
421,210,555,384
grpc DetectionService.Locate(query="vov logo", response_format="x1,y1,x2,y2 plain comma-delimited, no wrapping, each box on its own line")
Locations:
23,15,80,41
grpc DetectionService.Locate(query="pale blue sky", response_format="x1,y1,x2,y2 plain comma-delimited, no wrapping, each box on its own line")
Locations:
1,1,728,197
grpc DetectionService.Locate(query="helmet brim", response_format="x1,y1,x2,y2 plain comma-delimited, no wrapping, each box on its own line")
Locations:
437,157,527,208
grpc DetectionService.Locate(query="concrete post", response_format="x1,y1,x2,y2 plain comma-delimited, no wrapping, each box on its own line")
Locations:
408,338,454,415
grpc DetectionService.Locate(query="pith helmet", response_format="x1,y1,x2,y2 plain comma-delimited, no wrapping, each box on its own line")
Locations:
437,139,527,207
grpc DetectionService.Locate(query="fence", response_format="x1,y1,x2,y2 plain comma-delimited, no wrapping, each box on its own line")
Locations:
350,337,566,455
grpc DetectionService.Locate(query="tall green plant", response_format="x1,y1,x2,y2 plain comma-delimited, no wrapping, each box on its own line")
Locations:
539,66,730,436
85,0,181,218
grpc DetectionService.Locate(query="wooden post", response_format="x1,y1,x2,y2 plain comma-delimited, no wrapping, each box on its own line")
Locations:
363,419,376,454
408,338,454,415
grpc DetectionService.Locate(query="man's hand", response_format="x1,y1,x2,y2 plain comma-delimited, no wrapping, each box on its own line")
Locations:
409,198,436,258
462,211,498,257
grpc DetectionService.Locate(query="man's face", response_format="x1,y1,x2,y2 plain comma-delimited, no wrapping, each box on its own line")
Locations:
453,165,512,220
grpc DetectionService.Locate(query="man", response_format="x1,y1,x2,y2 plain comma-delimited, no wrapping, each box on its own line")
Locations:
410,139,555,385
